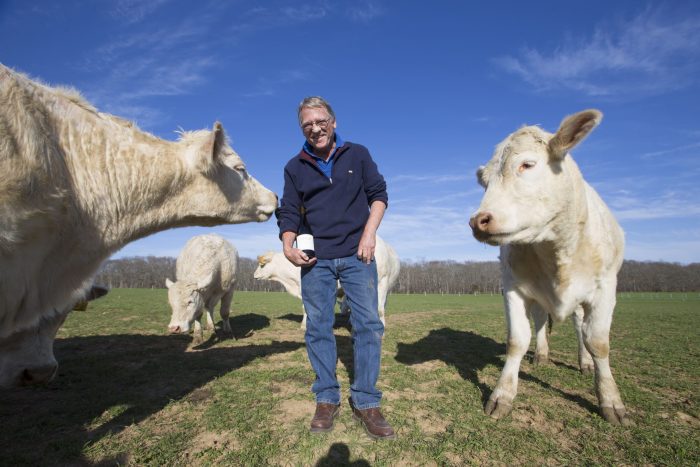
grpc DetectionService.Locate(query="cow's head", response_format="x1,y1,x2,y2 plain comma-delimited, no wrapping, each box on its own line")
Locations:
178,122,278,225
0,311,65,387
253,252,276,280
0,285,109,388
165,276,210,334
469,109,602,245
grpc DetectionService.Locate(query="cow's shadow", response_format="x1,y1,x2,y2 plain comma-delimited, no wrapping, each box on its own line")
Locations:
0,313,303,465
193,313,271,349
394,327,597,413
278,312,303,323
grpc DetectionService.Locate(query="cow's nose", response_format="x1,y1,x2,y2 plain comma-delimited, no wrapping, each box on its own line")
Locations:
470,212,492,232
21,364,58,385
168,325,181,334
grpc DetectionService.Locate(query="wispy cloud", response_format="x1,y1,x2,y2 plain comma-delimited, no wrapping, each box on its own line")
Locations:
110,0,171,25
640,142,700,159
608,189,700,221
347,1,384,23
77,17,218,127
493,7,700,97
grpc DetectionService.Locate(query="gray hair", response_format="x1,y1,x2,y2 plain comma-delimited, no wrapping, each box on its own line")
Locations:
297,96,336,125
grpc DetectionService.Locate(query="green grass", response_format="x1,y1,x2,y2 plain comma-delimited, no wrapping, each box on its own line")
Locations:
0,291,698,465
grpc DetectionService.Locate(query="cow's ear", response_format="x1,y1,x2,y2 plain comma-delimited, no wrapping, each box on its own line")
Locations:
165,278,174,289
476,166,487,188
211,121,226,160
548,109,602,160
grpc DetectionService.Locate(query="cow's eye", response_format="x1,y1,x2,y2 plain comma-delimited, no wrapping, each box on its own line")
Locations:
518,161,536,173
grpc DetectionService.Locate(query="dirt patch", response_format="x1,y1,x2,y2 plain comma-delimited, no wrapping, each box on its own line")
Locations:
269,381,303,398
186,388,213,404
182,430,240,460
675,411,700,427
277,399,314,424
406,360,450,372
412,408,449,435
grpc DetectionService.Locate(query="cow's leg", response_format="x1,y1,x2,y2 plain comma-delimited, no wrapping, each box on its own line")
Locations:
193,318,204,344
205,308,215,331
300,304,308,331
572,306,594,374
377,277,388,327
582,292,632,426
531,304,549,366
219,289,234,336
485,290,531,419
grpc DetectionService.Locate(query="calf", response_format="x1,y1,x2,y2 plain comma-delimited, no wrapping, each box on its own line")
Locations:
166,234,238,342
469,109,630,425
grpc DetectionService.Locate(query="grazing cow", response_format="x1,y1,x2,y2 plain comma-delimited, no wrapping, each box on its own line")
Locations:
469,109,630,425
0,64,277,386
0,285,109,387
166,234,238,342
254,235,400,329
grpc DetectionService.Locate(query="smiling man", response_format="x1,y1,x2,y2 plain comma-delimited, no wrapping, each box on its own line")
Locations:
276,96,394,440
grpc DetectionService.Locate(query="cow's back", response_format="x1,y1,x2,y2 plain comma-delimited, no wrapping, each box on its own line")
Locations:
176,234,238,292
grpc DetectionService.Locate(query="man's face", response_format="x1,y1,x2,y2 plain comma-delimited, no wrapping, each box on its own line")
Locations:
300,107,336,154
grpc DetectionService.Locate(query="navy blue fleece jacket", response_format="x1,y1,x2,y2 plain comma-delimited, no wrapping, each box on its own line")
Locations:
277,140,388,259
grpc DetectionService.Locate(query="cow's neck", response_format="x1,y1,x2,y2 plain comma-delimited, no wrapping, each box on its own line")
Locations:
511,172,590,291
57,114,196,251
272,274,301,298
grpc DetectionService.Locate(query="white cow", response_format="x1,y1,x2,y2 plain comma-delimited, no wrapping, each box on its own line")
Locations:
166,234,238,342
0,64,277,386
469,109,630,425
254,235,400,329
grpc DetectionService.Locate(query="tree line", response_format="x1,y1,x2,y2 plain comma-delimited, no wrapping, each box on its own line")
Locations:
93,256,700,293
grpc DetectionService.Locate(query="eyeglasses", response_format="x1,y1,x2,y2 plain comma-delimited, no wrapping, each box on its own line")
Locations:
301,118,331,132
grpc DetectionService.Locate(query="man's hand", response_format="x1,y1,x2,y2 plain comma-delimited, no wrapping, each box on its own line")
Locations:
284,246,317,268
357,231,376,264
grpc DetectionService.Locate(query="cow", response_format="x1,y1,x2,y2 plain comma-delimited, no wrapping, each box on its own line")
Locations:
166,234,238,343
469,109,630,425
254,235,400,329
0,285,110,387
0,64,277,386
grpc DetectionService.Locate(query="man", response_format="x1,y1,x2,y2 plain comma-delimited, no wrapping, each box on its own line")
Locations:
277,96,394,440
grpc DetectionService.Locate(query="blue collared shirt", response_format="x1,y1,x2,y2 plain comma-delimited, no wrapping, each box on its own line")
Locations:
303,134,345,181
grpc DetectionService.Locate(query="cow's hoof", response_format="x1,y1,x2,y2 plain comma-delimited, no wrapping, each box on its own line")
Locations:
600,406,634,426
484,398,513,419
580,363,594,374
533,354,550,366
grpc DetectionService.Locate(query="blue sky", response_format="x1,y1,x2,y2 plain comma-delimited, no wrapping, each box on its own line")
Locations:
2,0,699,263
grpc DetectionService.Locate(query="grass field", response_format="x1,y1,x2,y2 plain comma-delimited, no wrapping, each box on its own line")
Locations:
1,290,698,465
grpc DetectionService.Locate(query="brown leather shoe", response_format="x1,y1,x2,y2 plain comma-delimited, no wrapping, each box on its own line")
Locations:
310,402,340,433
350,398,396,440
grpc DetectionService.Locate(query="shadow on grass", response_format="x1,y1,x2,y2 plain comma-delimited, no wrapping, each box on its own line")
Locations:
394,327,597,414
193,313,271,350
278,312,303,323
0,323,303,465
316,442,370,466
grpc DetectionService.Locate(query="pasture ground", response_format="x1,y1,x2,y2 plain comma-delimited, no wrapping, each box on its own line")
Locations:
1,291,698,465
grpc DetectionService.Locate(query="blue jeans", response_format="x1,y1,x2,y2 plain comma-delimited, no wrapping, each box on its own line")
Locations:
301,255,384,409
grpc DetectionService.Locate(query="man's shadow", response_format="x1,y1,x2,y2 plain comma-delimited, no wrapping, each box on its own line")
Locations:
0,313,303,465
394,327,597,413
316,442,370,466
